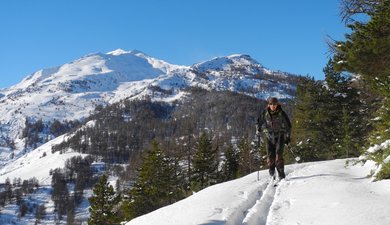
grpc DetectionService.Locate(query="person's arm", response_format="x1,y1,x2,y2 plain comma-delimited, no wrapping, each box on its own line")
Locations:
282,111,292,131
282,110,292,144
256,110,265,135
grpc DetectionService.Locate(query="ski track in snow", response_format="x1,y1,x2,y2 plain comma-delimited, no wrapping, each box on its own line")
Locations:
126,159,390,225
224,181,269,225
232,163,324,225
241,179,277,225
241,172,295,225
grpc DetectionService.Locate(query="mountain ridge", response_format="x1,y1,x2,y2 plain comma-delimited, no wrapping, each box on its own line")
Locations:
0,49,300,162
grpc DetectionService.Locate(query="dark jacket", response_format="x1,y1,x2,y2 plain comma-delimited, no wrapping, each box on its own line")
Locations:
257,105,291,140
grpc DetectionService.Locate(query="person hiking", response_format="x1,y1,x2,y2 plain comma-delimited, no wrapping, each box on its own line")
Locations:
256,97,291,180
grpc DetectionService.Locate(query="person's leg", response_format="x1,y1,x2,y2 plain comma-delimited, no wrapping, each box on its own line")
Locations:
267,139,276,177
276,136,286,179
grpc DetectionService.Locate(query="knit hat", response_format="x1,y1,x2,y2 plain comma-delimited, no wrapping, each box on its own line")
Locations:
268,97,279,105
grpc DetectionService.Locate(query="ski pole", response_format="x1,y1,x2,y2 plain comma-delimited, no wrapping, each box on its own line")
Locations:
256,134,260,181
256,133,261,181
251,137,260,181
256,134,268,181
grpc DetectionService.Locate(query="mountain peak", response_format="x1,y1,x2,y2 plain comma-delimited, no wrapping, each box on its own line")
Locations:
107,48,130,55
191,54,265,74
106,49,147,57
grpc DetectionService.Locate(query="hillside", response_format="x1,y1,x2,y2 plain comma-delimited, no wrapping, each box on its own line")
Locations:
1,140,388,225
125,158,390,225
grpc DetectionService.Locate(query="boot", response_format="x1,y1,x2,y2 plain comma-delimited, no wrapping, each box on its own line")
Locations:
277,167,285,180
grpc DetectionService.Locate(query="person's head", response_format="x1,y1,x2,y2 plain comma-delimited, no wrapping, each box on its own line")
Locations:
267,97,279,111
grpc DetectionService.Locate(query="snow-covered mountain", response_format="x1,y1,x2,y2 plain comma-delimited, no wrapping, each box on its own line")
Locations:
0,49,298,162
0,49,185,144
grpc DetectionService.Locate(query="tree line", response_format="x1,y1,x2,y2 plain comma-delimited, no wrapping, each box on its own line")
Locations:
88,131,269,224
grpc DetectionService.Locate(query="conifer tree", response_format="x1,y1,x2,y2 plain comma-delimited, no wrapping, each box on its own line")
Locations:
221,145,239,180
333,1,390,179
88,174,121,225
323,59,366,158
51,170,68,219
333,0,390,143
238,137,255,176
124,140,184,220
292,62,366,161
191,132,218,191
291,76,329,161
334,1,390,98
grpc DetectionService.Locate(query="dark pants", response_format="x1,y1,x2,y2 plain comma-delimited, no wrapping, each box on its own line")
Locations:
266,133,285,179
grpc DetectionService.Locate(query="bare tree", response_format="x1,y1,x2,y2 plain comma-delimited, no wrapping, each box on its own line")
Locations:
339,0,384,23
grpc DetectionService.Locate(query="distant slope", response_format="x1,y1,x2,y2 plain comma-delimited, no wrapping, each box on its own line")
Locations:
0,133,87,185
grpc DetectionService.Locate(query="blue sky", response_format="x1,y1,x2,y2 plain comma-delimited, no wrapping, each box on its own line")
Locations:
0,0,350,88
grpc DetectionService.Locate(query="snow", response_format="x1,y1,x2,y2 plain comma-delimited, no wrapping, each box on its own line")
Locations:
0,118,388,225
0,49,296,164
367,139,390,153
0,134,87,185
0,133,91,224
385,155,390,163
107,48,130,56
193,54,263,73
125,159,390,225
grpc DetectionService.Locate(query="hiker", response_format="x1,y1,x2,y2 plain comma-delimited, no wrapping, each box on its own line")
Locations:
256,97,291,180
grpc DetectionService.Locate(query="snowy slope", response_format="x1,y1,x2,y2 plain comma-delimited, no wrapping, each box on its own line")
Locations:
125,159,390,225
0,133,87,185
0,131,388,224
0,49,187,163
0,49,182,135
0,134,90,224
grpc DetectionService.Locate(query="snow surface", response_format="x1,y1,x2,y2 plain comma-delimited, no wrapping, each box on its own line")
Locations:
126,159,390,225
0,134,87,185
0,131,389,224
0,133,90,224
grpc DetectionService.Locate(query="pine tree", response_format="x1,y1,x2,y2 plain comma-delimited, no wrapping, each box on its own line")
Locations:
51,170,68,219
291,76,329,161
334,1,390,98
221,145,239,180
333,1,390,179
88,174,121,225
333,0,390,143
291,60,368,162
35,204,46,224
238,137,255,176
191,132,218,191
323,59,366,158
123,140,184,220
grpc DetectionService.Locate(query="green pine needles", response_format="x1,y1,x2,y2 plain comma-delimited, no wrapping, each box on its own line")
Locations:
88,175,121,225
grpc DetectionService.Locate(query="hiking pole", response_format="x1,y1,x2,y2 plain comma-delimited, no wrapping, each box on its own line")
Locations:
253,133,261,181
254,135,260,181
255,133,268,181
286,144,301,163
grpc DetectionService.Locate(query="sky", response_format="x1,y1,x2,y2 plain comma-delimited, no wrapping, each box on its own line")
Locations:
0,0,351,89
